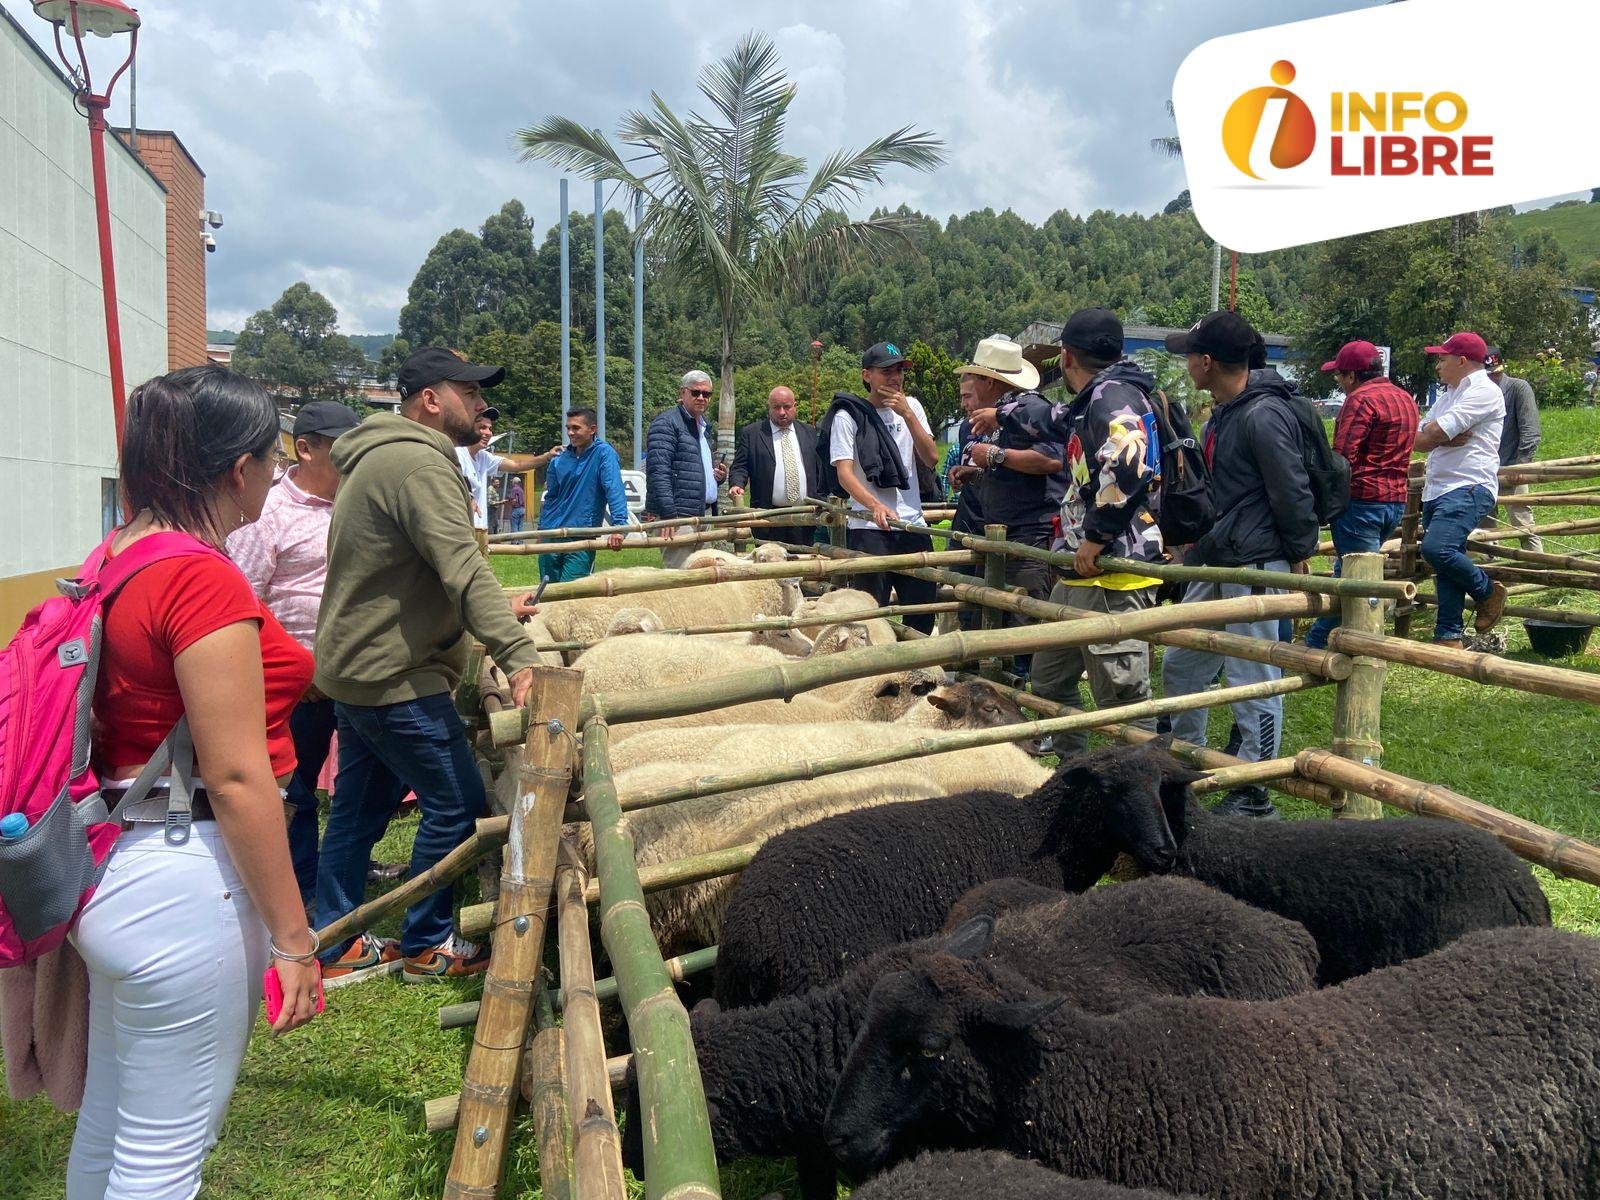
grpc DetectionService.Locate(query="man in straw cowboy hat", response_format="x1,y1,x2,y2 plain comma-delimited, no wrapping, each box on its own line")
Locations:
816,342,941,632
970,309,1165,757
953,335,1063,614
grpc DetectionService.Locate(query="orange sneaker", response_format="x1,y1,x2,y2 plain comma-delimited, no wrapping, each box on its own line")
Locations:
321,933,401,983
402,935,491,984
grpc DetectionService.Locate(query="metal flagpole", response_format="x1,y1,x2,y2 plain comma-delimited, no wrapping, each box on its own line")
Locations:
594,179,606,443
633,193,644,469
559,178,571,427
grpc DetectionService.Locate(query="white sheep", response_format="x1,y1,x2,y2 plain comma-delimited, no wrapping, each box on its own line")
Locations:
796,587,898,653
530,564,802,648
599,606,812,656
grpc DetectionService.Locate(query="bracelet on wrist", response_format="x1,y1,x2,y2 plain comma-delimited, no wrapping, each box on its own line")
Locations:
270,926,320,963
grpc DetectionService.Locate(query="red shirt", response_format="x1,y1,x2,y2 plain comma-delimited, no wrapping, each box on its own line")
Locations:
95,551,314,779
1332,377,1419,503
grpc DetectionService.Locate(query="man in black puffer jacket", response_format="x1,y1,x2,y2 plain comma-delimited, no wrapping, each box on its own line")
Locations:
644,370,726,567
1160,312,1316,819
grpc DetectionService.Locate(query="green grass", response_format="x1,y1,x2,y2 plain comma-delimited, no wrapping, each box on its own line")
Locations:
1508,201,1600,271
4,415,1599,1198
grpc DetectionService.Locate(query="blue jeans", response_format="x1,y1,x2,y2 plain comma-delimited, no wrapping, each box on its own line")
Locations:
1421,485,1496,642
1305,500,1407,649
510,508,525,533
285,697,337,904
314,694,486,960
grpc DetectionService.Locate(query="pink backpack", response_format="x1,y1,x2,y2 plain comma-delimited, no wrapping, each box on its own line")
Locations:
0,530,229,968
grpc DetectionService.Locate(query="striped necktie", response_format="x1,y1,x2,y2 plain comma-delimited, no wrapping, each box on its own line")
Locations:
780,426,802,504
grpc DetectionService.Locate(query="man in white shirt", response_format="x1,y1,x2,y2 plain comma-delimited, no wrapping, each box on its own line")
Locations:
727,386,820,548
456,409,559,552
1414,331,1509,647
820,342,941,632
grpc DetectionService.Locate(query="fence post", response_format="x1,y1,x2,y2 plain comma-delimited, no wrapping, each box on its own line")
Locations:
1330,552,1385,819
1393,480,1422,637
980,523,1009,678
827,500,849,550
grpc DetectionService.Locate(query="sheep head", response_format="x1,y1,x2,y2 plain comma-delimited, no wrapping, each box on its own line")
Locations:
750,619,814,657
605,607,665,637
812,623,873,655
866,669,945,719
1033,739,1205,888
751,542,790,563
920,682,1044,753
825,946,1062,1177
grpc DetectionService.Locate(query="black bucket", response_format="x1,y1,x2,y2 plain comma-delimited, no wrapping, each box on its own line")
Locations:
1522,619,1593,658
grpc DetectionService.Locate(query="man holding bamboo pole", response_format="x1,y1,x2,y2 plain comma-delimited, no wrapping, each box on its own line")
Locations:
971,310,1163,754
1415,332,1508,649
1160,312,1318,819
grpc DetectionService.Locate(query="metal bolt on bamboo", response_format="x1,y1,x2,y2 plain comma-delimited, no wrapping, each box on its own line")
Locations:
444,668,585,1200
584,721,721,1200
1329,553,1386,818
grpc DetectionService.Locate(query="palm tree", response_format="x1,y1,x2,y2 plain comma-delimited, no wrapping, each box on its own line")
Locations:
517,33,945,457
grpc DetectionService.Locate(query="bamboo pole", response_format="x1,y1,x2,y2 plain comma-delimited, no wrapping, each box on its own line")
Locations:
458,841,758,939
445,668,585,1200
529,603,966,656
1408,597,1600,627
1477,565,1600,590
1394,484,1424,637
908,523,1416,600
1329,553,1385,819
602,675,1326,816
1295,750,1600,887
584,721,720,1200
1470,517,1600,542
442,948,722,1032
1469,541,1600,574
525,987,573,1200
980,523,1009,678
1517,453,1600,468
488,505,818,543
501,549,977,605
428,1055,632,1136
313,815,509,952
972,679,1341,808
1485,494,1600,507
1326,628,1600,704
575,594,1330,732
490,527,751,555
555,838,626,1200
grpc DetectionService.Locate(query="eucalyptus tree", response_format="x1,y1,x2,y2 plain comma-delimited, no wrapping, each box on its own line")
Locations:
517,32,944,455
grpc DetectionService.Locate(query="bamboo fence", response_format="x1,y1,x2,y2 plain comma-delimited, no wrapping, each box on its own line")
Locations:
370,500,1600,1200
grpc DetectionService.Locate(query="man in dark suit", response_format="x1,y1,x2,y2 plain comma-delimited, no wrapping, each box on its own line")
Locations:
727,385,820,547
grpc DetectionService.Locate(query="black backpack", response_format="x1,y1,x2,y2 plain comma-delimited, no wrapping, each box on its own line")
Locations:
1147,389,1215,545
1241,390,1351,525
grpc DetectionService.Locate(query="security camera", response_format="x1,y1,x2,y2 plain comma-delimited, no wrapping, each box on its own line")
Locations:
198,208,223,229
202,232,217,253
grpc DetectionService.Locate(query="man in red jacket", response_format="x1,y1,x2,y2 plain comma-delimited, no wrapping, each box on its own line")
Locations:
1305,340,1418,649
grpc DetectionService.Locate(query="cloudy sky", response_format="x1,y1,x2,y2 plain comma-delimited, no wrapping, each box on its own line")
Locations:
17,0,1572,333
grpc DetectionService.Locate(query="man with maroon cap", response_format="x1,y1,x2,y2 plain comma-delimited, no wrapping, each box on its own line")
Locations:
1305,341,1419,649
1414,332,1508,647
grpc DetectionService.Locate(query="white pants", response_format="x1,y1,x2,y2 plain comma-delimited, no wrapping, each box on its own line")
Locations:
67,823,268,1200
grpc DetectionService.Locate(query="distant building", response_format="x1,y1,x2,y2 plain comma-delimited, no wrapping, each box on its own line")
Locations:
0,7,208,635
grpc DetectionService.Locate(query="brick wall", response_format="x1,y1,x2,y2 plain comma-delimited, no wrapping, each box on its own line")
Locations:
134,131,208,369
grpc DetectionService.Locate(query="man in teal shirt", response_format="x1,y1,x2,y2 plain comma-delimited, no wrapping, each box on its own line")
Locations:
538,407,630,582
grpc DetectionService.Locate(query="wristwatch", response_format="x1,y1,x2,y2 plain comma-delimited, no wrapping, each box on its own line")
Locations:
988,446,1007,471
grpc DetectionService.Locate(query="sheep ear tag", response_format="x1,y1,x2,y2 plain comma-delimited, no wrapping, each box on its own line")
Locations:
983,995,1066,1031
941,916,996,960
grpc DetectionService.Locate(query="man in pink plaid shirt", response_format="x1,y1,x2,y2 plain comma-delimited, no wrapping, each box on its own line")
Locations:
228,400,360,908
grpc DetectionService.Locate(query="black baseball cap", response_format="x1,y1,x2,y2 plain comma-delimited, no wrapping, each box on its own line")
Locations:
396,347,506,400
1059,307,1124,359
479,407,501,422
862,341,909,369
292,400,361,438
1164,312,1260,365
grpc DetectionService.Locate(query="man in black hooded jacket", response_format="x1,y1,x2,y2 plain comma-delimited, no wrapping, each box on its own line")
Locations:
1160,311,1317,819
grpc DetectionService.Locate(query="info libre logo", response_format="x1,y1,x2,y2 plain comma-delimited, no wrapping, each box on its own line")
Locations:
1222,60,1494,181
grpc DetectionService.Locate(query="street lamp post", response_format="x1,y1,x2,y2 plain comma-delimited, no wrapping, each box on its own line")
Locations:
32,0,141,450
810,339,823,425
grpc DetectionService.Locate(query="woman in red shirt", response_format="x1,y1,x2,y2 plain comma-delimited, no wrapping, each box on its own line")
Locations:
67,366,321,1200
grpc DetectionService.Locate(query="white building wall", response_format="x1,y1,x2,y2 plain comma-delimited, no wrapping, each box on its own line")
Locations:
0,10,168,578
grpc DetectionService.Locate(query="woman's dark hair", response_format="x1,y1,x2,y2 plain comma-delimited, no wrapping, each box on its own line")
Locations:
121,365,279,545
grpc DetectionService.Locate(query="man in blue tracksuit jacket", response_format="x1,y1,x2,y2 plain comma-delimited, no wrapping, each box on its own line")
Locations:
536,406,630,583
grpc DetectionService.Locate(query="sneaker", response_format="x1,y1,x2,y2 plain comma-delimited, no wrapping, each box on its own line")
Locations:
402,934,491,984
1474,581,1508,634
367,861,409,884
1211,786,1281,820
321,933,402,983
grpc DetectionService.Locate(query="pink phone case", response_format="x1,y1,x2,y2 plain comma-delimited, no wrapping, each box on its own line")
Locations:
263,964,326,1024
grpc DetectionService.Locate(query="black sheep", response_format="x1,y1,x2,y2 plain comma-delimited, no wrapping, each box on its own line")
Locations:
940,876,1065,930
714,741,1194,1007
826,926,1600,1199
633,876,1318,1200
1138,748,1552,982
850,1151,1199,1200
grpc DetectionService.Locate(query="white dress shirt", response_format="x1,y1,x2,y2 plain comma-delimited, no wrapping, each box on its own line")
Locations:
769,420,801,502
1423,368,1503,501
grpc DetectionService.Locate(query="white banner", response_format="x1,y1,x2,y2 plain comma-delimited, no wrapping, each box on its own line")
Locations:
1173,0,1600,253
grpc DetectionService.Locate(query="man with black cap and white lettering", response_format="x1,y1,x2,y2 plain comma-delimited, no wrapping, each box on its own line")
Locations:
817,342,941,632
1160,312,1318,819
227,399,361,908
312,347,544,982
970,309,1165,755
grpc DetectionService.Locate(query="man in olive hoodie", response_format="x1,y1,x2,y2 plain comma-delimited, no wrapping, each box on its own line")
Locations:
313,347,542,982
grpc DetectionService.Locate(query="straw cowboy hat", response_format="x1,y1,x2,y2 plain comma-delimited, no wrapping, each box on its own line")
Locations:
956,335,1040,392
